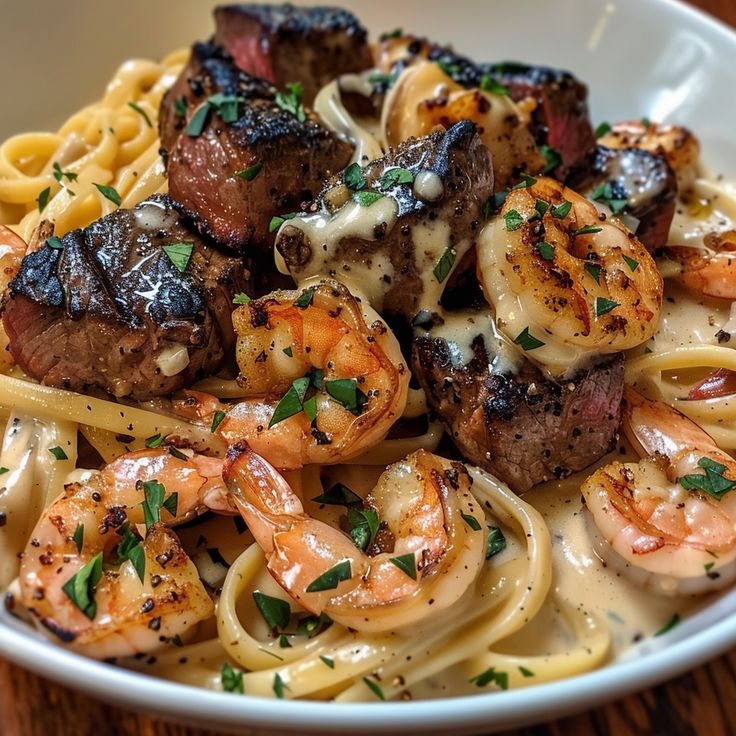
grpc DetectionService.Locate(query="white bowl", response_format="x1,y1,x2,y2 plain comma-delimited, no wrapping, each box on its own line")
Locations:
2,0,736,733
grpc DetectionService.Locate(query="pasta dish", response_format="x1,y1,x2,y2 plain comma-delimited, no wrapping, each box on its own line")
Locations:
1,3,735,703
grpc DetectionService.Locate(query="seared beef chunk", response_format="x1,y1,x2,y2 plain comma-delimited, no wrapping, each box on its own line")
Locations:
412,313,624,493
375,37,596,179
481,63,597,179
3,195,249,400
159,42,273,159
569,144,677,251
276,121,493,326
213,4,373,104
167,71,353,253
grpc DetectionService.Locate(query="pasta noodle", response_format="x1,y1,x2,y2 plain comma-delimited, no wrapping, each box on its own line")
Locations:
0,37,733,704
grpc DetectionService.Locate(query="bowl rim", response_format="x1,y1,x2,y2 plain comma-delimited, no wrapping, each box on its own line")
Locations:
3,0,736,731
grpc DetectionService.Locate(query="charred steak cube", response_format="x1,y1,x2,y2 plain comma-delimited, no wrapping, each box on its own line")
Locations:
412,312,624,493
213,4,373,104
3,195,249,400
276,121,494,326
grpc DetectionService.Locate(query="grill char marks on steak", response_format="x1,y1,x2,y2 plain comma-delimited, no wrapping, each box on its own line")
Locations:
213,4,373,105
276,121,493,326
412,321,624,493
376,37,596,179
165,56,353,253
3,195,249,400
569,144,677,251
159,42,274,160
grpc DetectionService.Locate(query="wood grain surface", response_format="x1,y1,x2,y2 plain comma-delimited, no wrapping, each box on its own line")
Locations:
1,1,734,734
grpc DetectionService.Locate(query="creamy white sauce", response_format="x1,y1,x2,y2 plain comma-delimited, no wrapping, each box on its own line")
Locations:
413,170,443,202
669,177,736,245
133,198,178,231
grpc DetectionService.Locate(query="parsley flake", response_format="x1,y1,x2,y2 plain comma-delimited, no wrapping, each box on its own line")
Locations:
535,242,555,260
94,183,121,206
654,613,680,637
186,104,211,136
145,433,164,449
389,553,417,580
62,552,103,619
622,255,639,272
305,560,352,593
52,162,78,183
253,591,291,631
469,667,509,690
678,457,736,500
503,209,524,231
127,101,152,128
49,446,68,460
72,523,84,553
235,162,263,181
550,200,572,219
269,212,297,232
513,327,545,351
519,666,535,677
512,173,537,190
540,145,562,174
293,287,316,308
433,246,457,283
347,508,379,551
343,162,366,191
36,187,51,213
479,73,510,96
211,410,226,433
221,662,244,693
115,523,145,582
352,190,384,207
381,167,414,191
233,293,251,305
575,225,603,236
595,297,619,317
268,376,310,428
584,262,602,283
47,236,64,250
163,242,193,273
320,655,335,669
174,97,187,117
325,378,368,415
595,121,612,138
141,479,166,529
273,673,289,699
486,526,507,559
460,512,482,531
312,482,362,506
363,677,386,700
275,82,306,122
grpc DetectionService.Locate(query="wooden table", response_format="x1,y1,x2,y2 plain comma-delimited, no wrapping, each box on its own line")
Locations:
2,0,735,734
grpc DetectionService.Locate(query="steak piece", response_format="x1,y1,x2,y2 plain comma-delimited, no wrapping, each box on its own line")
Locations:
481,62,597,180
166,62,353,253
276,121,493,325
412,310,624,493
569,144,677,251
375,37,596,179
159,41,274,161
213,4,373,104
3,195,249,400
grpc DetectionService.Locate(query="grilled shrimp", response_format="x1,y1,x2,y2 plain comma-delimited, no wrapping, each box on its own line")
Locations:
665,230,736,300
19,449,229,658
223,444,486,632
209,280,408,469
598,120,700,191
582,387,736,595
477,176,663,374
383,60,543,190
0,225,29,371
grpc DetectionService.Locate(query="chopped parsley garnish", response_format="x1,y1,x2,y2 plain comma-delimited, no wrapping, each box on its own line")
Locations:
622,255,639,272
381,167,414,191
363,677,386,700
115,523,145,582
460,512,482,531
678,457,736,500
389,553,417,580
163,242,194,273
162,492,178,517
312,482,362,506
47,236,64,250
141,480,166,528
145,433,164,449
52,162,78,183
207,92,242,123
0,467,8,475
479,73,510,96
437,58,461,80
368,71,397,87
433,246,457,283
319,655,335,669
654,613,680,637
253,591,291,631
352,190,384,207
512,173,537,190
518,666,535,677
49,446,68,460
62,552,103,619
325,378,368,415
550,200,572,219
279,634,292,648
303,395,318,422
186,104,211,136
590,182,627,214
347,508,379,551
211,410,226,433
469,667,509,689
584,262,602,283
486,526,507,559
275,82,306,122
513,327,545,351
595,297,619,317
72,523,84,553
305,560,352,593
575,225,603,236
293,287,316,308
168,446,188,461
484,190,508,218
283,346,293,358
379,27,403,40
273,673,289,699
36,186,51,214
535,242,555,260
295,612,333,637
221,662,244,693
641,116,651,129
94,183,121,206
343,162,366,191
234,162,263,181
233,293,251,305
503,209,524,231
127,101,152,128
594,121,612,138
268,376,310,428
540,145,562,174
705,562,715,572
174,97,187,117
